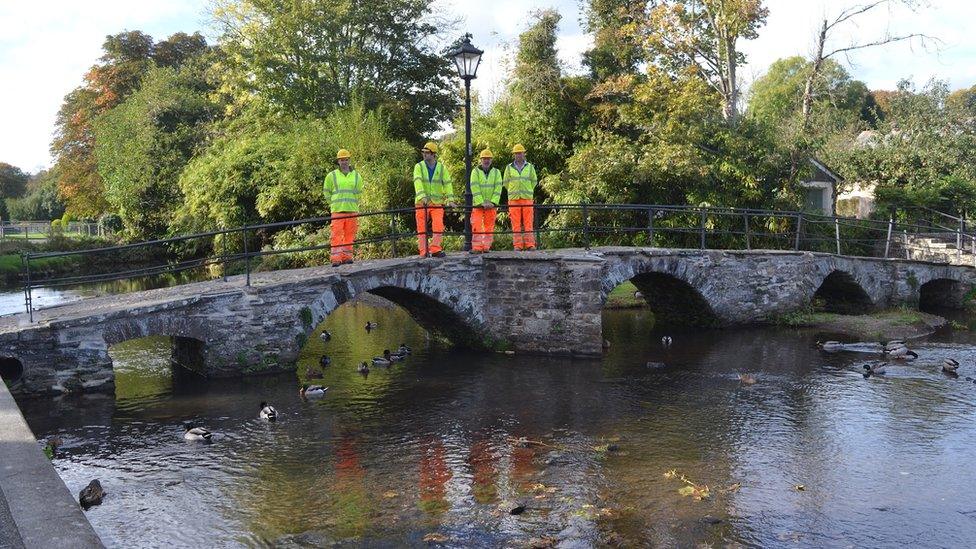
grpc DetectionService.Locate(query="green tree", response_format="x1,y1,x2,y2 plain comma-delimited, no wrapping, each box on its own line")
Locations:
6,169,66,221
211,0,455,143
93,64,218,239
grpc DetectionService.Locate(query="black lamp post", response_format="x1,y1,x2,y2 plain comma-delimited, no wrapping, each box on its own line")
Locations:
447,34,483,251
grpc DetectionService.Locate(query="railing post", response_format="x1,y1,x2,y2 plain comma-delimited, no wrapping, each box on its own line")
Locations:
582,202,590,250
972,237,975,268
22,254,32,322
794,213,802,251
743,213,751,250
903,229,910,259
647,208,655,247
699,209,706,250
834,217,841,255
242,226,251,287
957,218,963,262
883,216,893,258
389,214,398,257
221,231,227,282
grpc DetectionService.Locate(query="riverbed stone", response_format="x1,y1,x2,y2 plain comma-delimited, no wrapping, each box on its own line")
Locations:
1,247,974,395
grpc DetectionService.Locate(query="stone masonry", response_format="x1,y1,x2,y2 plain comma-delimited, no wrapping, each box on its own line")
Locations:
1,247,974,396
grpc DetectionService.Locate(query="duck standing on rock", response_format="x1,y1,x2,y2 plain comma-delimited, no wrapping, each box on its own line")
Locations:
184,425,213,442
259,402,278,421
79,479,105,510
942,358,960,374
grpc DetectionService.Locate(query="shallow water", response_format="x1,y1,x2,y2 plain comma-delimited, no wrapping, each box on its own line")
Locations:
15,302,976,548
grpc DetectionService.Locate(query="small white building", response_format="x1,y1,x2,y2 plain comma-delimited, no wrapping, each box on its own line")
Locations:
798,157,842,216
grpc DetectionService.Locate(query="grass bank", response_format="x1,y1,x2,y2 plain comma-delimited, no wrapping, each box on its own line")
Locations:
605,281,648,309
775,307,948,341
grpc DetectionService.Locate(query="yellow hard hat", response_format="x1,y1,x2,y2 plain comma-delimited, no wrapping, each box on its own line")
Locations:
511,143,526,154
479,149,493,159
336,149,351,159
421,141,438,154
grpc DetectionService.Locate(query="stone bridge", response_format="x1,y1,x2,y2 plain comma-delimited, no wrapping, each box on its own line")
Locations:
2,247,974,395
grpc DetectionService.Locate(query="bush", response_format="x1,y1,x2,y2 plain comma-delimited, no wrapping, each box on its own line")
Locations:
98,213,123,233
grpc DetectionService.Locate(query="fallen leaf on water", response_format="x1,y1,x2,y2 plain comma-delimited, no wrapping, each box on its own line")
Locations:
664,469,679,479
383,491,398,498
678,486,696,497
592,444,610,453
423,533,448,543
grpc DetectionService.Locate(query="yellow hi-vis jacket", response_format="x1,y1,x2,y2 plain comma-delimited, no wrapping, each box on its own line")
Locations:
324,169,363,213
412,161,454,205
471,166,503,205
503,162,538,200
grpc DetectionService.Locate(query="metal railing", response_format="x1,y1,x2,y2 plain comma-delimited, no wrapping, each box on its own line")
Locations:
17,203,976,321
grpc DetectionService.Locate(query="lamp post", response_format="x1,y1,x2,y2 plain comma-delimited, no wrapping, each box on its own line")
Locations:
447,34,483,251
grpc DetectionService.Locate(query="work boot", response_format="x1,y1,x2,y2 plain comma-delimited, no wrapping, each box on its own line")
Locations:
342,258,354,265
432,251,446,258
331,261,342,267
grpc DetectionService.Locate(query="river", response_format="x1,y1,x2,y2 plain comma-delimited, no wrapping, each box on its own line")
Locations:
12,299,976,547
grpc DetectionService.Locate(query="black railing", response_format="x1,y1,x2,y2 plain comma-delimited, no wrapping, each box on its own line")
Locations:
18,203,976,321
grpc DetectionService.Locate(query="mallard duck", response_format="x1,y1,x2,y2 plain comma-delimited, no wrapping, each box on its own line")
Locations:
661,336,673,348
943,358,960,373
319,355,331,367
817,340,844,352
259,402,278,421
365,321,378,331
883,344,917,360
863,362,887,375
397,343,412,355
79,479,105,510
319,330,332,342
358,361,370,374
738,373,757,385
184,424,213,442
300,384,328,398
372,350,393,365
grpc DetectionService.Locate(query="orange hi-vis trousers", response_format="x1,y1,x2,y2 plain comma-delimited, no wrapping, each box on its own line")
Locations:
508,199,535,250
415,204,445,256
330,212,358,263
470,207,497,252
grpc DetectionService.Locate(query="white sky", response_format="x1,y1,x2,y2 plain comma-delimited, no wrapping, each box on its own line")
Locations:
1,0,972,172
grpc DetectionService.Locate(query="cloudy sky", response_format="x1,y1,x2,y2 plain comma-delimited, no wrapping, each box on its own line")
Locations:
1,0,972,172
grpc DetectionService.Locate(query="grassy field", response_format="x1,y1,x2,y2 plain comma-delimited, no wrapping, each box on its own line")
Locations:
606,281,648,309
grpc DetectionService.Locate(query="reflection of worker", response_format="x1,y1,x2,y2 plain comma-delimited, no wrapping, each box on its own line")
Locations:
418,439,452,514
468,438,499,504
469,149,503,253
412,142,455,257
502,144,538,250
324,149,363,267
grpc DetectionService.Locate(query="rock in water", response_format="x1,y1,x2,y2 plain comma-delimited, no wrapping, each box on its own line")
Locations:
79,479,105,510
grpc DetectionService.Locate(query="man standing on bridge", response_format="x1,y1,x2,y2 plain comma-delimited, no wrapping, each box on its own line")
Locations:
324,149,363,267
470,148,503,253
412,142,455,257
503,144,538,251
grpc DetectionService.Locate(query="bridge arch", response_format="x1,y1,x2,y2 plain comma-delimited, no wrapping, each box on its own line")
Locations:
919,278,968,310
0,356,24,385
813,270,875,313
603,261,719,327
102,317,211,376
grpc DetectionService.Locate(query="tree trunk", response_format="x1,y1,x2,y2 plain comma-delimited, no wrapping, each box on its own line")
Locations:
802,19,828,124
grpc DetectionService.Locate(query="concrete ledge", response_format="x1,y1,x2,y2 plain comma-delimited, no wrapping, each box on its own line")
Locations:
0,382,103,548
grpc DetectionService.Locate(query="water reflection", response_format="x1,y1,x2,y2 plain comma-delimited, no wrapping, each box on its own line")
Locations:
13,301,976,547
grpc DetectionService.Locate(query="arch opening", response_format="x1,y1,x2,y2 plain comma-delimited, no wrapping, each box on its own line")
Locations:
919,278,966,311
607,272,719,327
109,335,207,399
366,286,484,348
813,271,874,314
0,357,24,385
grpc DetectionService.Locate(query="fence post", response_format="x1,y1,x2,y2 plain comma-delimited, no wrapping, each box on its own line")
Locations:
699,209,706,250
22,254,32,322
389,214,398,257
582,202,590,250
903,229,910,260
647,208,655,247
743,213,751,250
834,217,842,255
242,226,251,287
957,218,963,262
794,213,802,251
221,231,227,282
883,216,894,258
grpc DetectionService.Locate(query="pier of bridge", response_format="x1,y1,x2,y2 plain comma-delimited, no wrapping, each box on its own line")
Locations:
1,247,974,396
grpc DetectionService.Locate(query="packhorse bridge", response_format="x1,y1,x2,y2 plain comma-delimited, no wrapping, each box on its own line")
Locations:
2,246,974,396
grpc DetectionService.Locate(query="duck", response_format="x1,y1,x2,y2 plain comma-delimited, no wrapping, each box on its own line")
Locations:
259,401,278,421
816,340,844,352
863,362,887,376
365,321,378,331
358,361,370,374
79,479,105,510
184,424,213,442
738,373,757,385
883,343,917,360
300,384,329,398
397,343,412,355
661,336,673,348
319,330,332,342
372,351,393,366
942,358,960,373
319,355,331,368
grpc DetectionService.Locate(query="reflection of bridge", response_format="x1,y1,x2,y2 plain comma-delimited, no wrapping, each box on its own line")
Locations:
2,247,974,395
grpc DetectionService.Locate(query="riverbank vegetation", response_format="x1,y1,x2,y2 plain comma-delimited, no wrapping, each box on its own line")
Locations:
0,1,971,271
775,306,948,341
